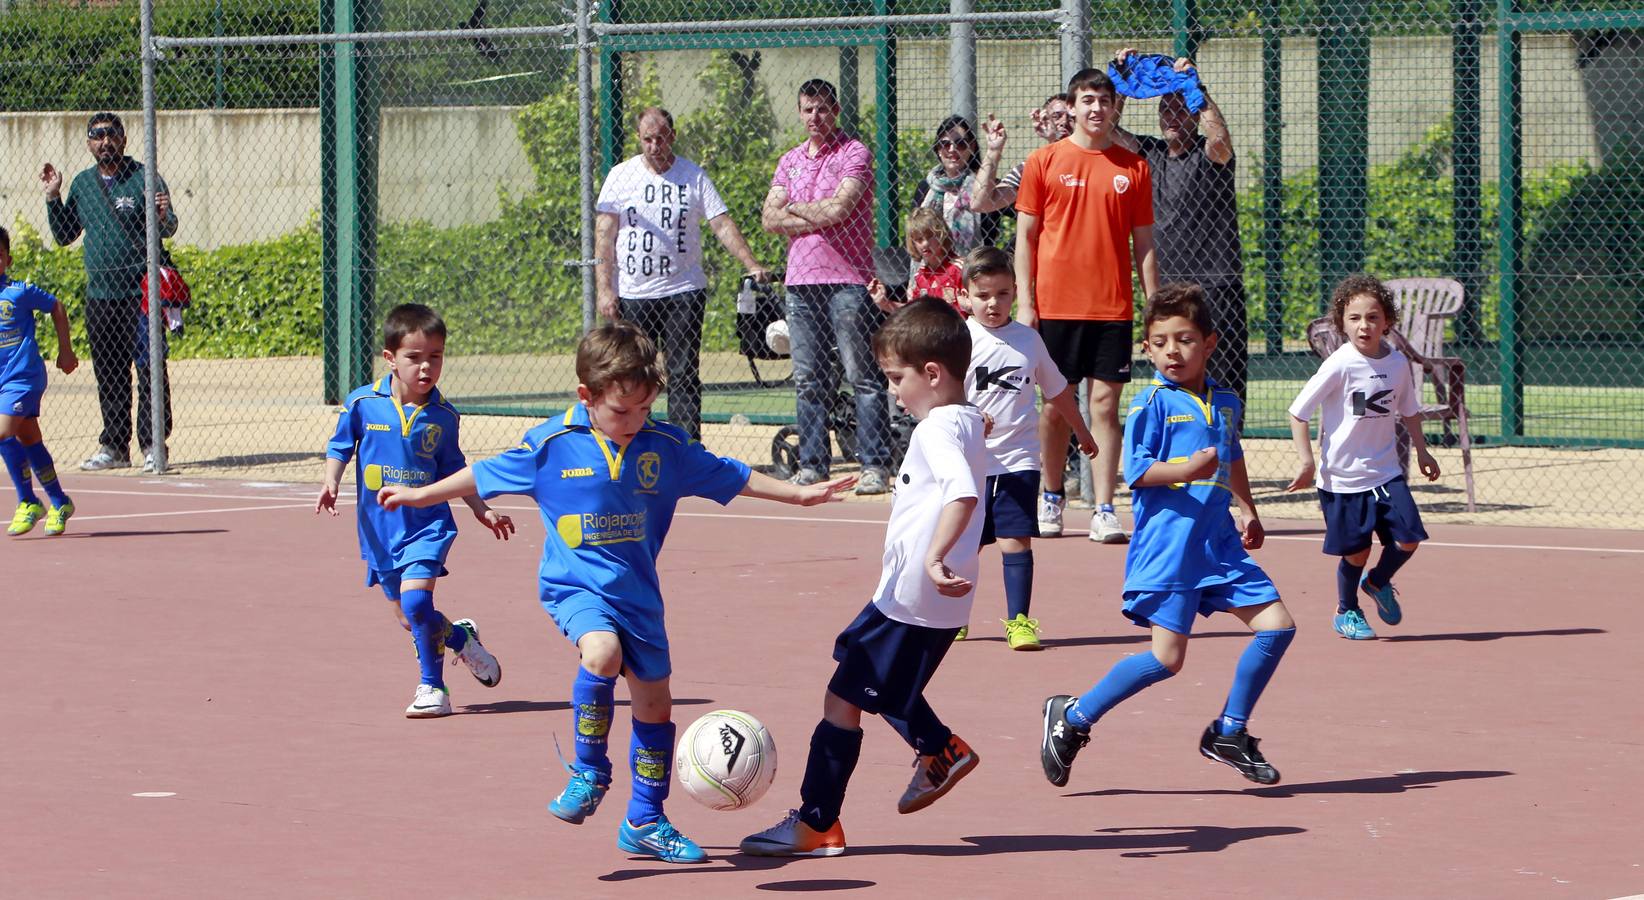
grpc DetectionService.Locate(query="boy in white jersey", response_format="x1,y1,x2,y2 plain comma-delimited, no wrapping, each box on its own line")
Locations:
741,298,988,858
1287,274,1439,640
959,247,1096,649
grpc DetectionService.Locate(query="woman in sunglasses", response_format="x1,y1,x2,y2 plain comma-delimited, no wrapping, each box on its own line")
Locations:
911,116,1004,259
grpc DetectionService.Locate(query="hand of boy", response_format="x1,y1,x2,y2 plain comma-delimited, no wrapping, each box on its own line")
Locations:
795,474,857,506
315,482,341,516
476,507,515,540
56,349,78,375
1416,449,1441,481
926,556,973,597
1240,513,1265,550
378,484,418,511
1284,460,1315,492
1183,446,1219,482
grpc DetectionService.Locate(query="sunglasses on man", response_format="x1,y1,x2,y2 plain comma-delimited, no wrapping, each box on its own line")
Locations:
88,126,122,140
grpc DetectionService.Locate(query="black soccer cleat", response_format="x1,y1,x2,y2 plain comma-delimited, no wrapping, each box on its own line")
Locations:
1198,722,1281,785
1040,694,1090,787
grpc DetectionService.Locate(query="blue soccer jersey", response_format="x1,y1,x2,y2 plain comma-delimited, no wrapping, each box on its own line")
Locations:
1123,374,1258,591
326,376,467,574
471,404,751,648
0,277,60,390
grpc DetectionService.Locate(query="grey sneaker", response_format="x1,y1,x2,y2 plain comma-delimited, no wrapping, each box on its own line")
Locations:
789,467,826,486
80,446,131,471
1037,492,1065,537
140,446,167,474
855,467,890,495
1089,507,1129,544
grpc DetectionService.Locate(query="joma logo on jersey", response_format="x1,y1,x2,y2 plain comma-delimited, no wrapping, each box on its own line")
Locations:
365,422,391,432
561,466,595,479
1166,414,1197,424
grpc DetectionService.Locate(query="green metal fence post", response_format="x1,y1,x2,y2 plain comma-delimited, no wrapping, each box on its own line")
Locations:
840,44,861,139
873,0,899,250
320,0,381,405
1317,0,1369,312
1260,0,1283,354
1452,0,1484,344
1497,0,1525,438
1171,0,1200,61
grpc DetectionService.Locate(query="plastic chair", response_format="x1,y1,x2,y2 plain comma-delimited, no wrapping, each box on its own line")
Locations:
1303,280,1476,513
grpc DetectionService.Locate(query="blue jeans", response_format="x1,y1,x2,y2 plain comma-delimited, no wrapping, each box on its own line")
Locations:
786,283,891,472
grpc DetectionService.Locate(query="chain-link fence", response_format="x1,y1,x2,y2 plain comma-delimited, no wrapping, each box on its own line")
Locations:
1,0,1640,528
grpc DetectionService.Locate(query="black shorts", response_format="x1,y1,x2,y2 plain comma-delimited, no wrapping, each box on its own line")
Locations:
828,602,958,718
1038,319,1135,384
1317,477,1429,556
981,470,1041,544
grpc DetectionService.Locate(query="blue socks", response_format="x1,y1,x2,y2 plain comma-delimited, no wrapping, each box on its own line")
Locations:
1002,550,1033,620
398,589,446,689
799,718,863,832
1336,559,1365,613
1217,628,1296,736
0,438,38,505
1367,545,1415,590
571,667,616,780
1069,651,1175,729
626,719,675,826
22,442,68,506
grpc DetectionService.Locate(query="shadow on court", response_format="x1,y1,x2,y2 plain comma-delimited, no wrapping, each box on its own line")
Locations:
459,697,715,715
1379,627,1605,643
1024,630,1249,649
1071,769,1512,801
61,528,230,539
599,824,1307,881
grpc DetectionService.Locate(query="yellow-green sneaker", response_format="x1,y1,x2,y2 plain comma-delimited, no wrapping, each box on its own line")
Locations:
953,625,968,642
44,501,75,536
1004,614,1044,651
7,501,45,536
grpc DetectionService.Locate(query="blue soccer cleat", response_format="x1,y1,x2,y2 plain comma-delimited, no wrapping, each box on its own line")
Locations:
1333,609,1377,640
618,815,707,864
1359,577,1403,626
548,769,609,824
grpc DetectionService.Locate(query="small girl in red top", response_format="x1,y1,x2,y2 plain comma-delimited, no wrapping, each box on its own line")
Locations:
870,207,966,317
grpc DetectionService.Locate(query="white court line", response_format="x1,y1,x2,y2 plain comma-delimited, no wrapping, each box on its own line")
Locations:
70,488,318,503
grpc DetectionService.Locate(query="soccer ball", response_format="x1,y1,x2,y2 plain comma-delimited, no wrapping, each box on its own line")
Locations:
675,710,777,811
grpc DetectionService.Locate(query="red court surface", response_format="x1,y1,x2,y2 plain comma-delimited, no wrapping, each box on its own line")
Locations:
5,476,1642,898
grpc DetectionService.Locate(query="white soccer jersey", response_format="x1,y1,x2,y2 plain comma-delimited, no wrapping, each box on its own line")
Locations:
871,404,988,628
964,318,1069,475
595,155,729,299
1288,342,1421,493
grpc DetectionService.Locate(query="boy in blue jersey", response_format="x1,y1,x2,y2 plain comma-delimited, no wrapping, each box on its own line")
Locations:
379,321,855,864
1040,283,1297,787
1,227,80,537
317,303,514,718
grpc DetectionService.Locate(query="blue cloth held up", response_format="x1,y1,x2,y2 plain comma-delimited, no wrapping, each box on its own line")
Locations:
1108,52,1208,114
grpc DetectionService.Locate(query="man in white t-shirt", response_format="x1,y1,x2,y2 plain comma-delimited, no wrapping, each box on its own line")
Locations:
959,247,1095,649
595,107,768,441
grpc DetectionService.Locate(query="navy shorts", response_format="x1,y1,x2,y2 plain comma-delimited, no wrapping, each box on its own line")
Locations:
982,469,1041,544
0,380,44,418
1318,477,1429,556
828,601,958,718
1122,563,1281,635
366,560,448,601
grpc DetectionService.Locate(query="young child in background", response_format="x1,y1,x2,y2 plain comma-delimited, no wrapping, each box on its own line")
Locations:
1287,273,1439,640
741,298,988,858
0,226,79,537
1040,284,1296,789
958,246,1096,648
381,321,854,864
317,303,512,718
869,207,966,317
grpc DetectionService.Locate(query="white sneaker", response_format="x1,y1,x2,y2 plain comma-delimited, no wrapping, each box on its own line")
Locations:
1089,507,1129,544
1037,492,1065,537
405,683,452,718
80,446,131,471
451,618,501,687
140,446,167,474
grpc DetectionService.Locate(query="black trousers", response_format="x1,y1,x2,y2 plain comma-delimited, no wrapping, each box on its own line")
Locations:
619,289,707,442
85,296,172,453
1203,280,1249,402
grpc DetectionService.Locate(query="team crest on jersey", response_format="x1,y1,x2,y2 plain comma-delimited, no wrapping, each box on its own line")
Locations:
637,451,661,492
418,423,443,457
1113,174,1131,194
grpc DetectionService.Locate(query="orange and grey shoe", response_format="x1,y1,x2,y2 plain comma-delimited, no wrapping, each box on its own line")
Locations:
43,500,75,536
897,733,979,814
740,809,846,857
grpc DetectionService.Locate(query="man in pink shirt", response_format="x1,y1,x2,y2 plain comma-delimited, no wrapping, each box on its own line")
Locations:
762,78,891,495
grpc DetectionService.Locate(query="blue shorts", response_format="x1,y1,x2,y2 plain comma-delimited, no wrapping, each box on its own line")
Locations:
550,592,671,683
366,560,448,601
827,601,958,718
1122,565,1281,635
981,470,1041,545
0,381,43,418
1318,477,1428,556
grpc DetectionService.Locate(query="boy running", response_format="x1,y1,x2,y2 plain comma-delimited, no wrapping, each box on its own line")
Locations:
1,227,79,537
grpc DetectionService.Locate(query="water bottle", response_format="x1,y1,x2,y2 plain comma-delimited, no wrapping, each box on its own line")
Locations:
737,276,757,315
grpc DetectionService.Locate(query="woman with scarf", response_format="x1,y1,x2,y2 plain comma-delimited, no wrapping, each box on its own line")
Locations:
911,116,1004,259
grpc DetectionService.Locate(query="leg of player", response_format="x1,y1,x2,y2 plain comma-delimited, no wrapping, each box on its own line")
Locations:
1202,601,1296,785
999,536,1041,650
6,417,73,536
398,577,453,718
887,694,979,815
1334,547,1376,640
1036,405,1072,536
445,615,500,688
616,674,704,864
741,691,859,857
1041,624,1183,787
1362,541,1418,626
1,420,46,536
1087,379,1129,544
551,631,620,825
